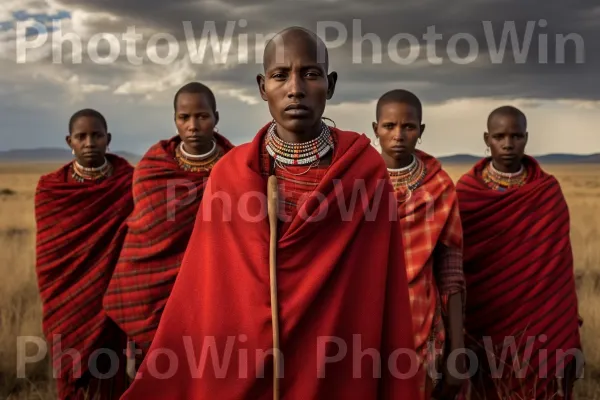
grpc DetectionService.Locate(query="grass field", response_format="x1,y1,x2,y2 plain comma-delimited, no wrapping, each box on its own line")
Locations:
0,161,599,399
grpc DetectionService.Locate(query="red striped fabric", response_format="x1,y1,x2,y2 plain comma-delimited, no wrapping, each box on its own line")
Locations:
103,134,234,361
395,150,463,396
34,154,134,399
456,156,582,399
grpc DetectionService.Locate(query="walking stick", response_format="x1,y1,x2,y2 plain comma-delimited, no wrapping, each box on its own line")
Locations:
267,175,281,400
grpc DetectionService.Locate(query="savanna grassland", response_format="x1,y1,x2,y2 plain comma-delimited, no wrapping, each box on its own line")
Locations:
0,162,598,399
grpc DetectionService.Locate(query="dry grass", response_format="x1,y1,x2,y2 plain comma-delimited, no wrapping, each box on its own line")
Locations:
0,161,599,399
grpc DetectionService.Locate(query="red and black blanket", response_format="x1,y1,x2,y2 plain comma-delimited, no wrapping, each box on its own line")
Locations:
34,154,134,399
456,156,582,399
103,134,234,360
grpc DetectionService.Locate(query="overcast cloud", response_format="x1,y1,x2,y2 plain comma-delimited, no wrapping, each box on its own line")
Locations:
0,0,598,156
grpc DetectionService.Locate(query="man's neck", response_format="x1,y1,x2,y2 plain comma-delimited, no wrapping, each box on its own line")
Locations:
77,157,106,169
275,121,322,143
491,159,522,174
183,140,214,156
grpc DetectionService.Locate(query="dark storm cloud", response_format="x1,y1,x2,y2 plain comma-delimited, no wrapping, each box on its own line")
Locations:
23,0,595,105
1,0,598,151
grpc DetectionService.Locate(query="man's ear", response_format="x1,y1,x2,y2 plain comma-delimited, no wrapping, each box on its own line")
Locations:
483,131,490,147
326,71,337,100
214,111,220,126
106,133,112,147
420,123,426,136
372,121,378,138
256,74,267,101
65,135,71,148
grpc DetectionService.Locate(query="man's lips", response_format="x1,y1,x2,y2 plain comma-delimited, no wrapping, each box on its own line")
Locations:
284,104,310,116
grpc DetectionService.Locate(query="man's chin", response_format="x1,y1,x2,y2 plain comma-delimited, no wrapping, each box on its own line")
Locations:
78,154,106,167
391,150,411,159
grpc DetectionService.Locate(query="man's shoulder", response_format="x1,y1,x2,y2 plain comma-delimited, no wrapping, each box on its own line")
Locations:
215,142,251,165
209,142,253,178
332,127,366,142
332,128,378,156
38,164,68,186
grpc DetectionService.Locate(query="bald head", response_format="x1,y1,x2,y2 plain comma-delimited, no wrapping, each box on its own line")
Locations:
256,26,337,141
263,27,329,72
376,89,422,121
487,105,527,130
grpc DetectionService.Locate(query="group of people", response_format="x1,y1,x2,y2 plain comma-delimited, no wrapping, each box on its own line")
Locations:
33,26,583,400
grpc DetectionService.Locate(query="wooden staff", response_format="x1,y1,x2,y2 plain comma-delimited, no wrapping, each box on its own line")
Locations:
267,175,281,400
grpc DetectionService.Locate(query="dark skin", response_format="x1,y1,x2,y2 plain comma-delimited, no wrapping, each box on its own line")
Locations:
484,113,528,173
372,102,424,168
66,116,111,168
175,92,220,155
256,28,337,156
374,102,466,398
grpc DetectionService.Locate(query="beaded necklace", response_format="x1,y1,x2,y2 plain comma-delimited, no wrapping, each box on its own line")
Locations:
71,157,113,183
265,121,334,168
388,154,427,201
481,160,527,191
175,140,222,172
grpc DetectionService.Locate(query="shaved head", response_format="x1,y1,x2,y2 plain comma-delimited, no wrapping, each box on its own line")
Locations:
256,26,337,142
487,105,527,130
375,89,422,122
484,105,528,173
263,26,329,72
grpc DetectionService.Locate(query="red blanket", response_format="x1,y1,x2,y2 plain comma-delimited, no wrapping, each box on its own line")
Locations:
396,151,462,385
120,124,420,399
103,134,234,359
456,156,582,399
34,154,134,399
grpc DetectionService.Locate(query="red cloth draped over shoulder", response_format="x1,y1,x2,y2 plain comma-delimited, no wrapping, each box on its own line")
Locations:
103,134,234,358
396,150,462,359
34,154,134,399
120,123,421,400
456,156,582,399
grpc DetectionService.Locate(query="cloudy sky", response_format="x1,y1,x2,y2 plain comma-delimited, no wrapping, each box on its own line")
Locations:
1,0,598,156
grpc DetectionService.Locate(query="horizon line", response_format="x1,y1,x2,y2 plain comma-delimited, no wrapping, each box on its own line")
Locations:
1,147,599,159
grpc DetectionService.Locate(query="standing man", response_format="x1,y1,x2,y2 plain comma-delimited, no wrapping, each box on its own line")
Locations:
121,27,420,400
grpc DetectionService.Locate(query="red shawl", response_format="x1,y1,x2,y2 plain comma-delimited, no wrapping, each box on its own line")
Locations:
34,154,134,399
456,156,582,399
120,124,420,399
396,150,462,362
103,134,234,359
